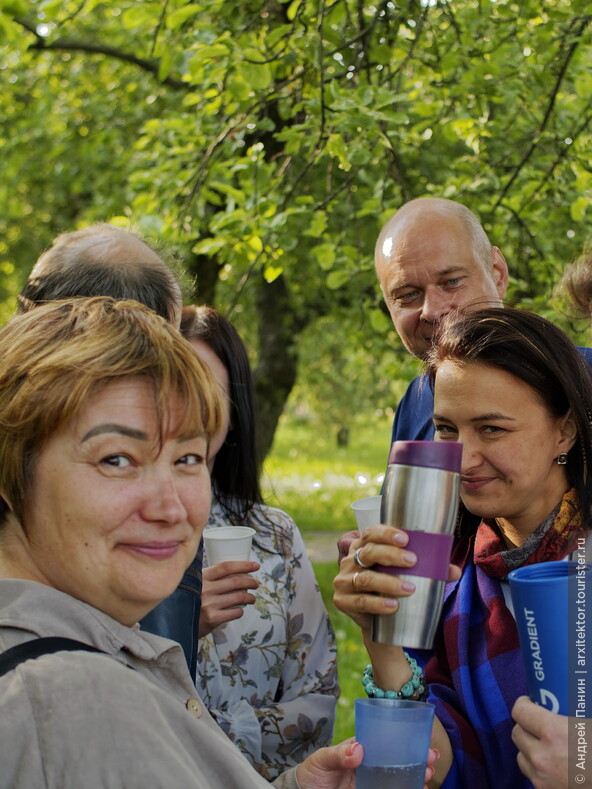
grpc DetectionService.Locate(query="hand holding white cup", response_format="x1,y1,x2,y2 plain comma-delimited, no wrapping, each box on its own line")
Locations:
350,495,382,532
203,526,256,565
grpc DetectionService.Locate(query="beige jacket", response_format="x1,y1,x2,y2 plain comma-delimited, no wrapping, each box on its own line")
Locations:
0,579,299,789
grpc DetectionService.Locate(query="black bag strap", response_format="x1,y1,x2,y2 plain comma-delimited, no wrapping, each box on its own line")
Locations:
0,636,108,678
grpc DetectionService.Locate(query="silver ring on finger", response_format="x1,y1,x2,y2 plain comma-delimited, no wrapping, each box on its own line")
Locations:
353,547,371,569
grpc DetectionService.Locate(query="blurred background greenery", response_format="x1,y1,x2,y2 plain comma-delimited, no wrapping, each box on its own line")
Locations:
262,411,387,533
263,412,390,743
314,560,362,744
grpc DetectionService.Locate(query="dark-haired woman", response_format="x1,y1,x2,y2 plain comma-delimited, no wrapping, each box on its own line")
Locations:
181,306,338,781
334,308,592,789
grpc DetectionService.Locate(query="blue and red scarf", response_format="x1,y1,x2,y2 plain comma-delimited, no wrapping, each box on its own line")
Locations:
425,489,584,788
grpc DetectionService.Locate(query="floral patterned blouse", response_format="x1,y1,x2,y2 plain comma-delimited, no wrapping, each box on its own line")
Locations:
197,498,339,781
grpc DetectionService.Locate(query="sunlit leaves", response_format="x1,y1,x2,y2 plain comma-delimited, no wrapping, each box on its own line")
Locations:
2,0,592,429
166,4,201,30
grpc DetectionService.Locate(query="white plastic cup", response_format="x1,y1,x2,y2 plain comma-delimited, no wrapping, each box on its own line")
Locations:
350,495,382,531
203,526,255,565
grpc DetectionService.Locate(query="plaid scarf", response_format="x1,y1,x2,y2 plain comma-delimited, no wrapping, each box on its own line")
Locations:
425,489,584,789
474,488,583,578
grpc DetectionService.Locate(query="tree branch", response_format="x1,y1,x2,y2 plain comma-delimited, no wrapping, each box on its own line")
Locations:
150,0,170,59
518,102,592,215
492,15,592,211
16,17,189,91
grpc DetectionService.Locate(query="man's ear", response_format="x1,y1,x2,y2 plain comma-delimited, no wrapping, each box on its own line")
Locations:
490,246,509,300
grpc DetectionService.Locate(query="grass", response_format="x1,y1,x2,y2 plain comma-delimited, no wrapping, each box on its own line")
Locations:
262,413,393,742
314,560,365,744
262,413,390,533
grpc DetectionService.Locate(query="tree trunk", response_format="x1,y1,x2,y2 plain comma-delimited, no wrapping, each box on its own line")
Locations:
253,274,302,465
187,249,222,307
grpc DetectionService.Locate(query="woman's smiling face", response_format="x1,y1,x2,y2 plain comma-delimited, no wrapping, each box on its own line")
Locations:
6,376,212,625
433,360,576,537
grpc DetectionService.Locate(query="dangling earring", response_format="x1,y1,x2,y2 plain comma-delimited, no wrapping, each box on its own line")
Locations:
557,452,568,465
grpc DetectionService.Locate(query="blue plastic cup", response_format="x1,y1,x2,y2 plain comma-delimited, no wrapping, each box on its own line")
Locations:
355,698,435,789
508,560,592,715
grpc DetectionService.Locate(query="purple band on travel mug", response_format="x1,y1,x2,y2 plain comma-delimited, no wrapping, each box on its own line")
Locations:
388,440,463,473
375,531,454,581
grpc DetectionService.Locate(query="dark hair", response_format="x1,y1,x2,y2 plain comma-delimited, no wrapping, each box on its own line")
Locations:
181,305,263,522
18,263,179,323
17,224,182,325
426,307,592,526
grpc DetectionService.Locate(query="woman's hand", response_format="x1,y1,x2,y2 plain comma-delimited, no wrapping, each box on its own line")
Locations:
337,530,359,565
198,561,260,638
333,526,460,633
511,696,570,788
293,739,439,789
333,526,422,633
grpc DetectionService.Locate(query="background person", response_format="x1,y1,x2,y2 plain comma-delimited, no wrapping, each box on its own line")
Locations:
17,222,183,327
337,197,510,563
181,305,338,779
334,307,592,788
375,197,509,444
557,246,592,323
0,297,372,789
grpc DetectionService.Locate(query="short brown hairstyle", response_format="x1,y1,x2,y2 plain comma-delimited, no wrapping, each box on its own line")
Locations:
0,297,226,527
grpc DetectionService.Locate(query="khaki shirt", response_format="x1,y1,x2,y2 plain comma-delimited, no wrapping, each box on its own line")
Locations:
0,579,299,789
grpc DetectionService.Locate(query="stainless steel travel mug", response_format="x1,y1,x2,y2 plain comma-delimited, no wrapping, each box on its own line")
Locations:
372,440,462,649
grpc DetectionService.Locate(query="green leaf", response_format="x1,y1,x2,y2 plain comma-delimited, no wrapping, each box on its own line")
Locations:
227,72,251,101
192,237,228,255
191,43,230,63
0,0,27,16
369,309,390,333
266,25,293,49
158,49,173,82
209,180,245,204
264,264,283,282
570,196,589,222
326,270,351,290
286,0,302,22
326,133,351,172
242,62,272,91
167,4,201,30
306,211,327,238
312,243,336,271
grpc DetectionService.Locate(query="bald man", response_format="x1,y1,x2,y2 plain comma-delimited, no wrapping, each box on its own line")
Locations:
375,196,592,446
18,223,182,327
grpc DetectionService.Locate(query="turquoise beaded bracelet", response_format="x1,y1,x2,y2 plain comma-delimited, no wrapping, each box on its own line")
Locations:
361,652,427,701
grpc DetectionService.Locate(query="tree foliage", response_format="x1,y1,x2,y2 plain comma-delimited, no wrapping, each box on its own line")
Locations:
1,0,591,456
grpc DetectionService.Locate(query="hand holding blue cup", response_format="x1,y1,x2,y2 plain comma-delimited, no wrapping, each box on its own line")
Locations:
355,698,435,789
508,560,592,716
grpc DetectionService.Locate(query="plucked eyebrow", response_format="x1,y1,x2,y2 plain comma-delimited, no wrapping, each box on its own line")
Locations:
81,424,207,443
433,412,516,423
81,424,148,442
176,430,207,443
